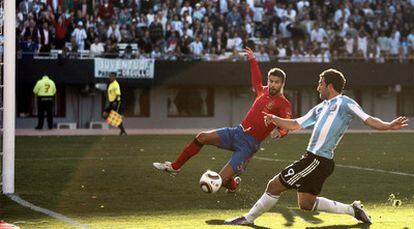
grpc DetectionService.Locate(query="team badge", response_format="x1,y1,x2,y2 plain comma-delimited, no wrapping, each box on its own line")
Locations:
266,101,275,110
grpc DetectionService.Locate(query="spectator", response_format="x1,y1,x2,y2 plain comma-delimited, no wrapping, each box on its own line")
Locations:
90,37,105,57
226,6,242,29
38,21,52,54
255,46,270,62
20,35,39,59
189,36,204,58
50,13,72,49
149,17,164,43
19,0,35,20
71,21,87,50
193,3,206,21
151,46,163,59
276,42,287,59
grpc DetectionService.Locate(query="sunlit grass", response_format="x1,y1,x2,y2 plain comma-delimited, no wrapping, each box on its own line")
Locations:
1,133,413,228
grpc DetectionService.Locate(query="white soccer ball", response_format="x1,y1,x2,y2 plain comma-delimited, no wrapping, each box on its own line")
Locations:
199,170,222,194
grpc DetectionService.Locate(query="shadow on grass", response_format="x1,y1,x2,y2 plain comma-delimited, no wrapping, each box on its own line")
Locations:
305,223,371,229
275,207,323,227
205,219,271,229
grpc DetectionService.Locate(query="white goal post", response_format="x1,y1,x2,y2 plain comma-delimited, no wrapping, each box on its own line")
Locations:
2,0,16,194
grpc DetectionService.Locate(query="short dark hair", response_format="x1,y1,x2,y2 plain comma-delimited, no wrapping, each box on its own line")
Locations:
320,68,346,93
267,68,286,83
110,72,117,77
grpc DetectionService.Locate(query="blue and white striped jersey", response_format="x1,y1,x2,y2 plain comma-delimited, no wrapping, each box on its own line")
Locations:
296,95,370,159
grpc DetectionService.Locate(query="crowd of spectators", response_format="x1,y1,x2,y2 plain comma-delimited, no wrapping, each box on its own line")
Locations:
16,0,414,62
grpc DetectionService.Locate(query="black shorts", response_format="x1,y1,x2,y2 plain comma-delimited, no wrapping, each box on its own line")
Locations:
278,152,335,195
104,101,122,114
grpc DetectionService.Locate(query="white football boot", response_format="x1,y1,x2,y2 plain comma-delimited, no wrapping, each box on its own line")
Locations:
153,161,180,175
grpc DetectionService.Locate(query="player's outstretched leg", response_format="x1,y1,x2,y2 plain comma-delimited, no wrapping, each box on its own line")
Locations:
225,174,287,225
310,196,372,224
153,130,221,175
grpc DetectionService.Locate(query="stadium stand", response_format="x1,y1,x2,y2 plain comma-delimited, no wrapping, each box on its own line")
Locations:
15,0,414,62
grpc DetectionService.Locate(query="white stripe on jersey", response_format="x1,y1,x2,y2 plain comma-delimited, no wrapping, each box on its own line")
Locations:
347,103,370,121
307,104,330,152
313,99,343,152
287,159,320,185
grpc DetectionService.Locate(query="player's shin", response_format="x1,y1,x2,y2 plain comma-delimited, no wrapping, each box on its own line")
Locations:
171,139,203,170
312,197,354,216
244,192,280,223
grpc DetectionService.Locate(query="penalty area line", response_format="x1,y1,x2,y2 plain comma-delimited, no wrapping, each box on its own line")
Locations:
7,194,89,229
254,156,414,177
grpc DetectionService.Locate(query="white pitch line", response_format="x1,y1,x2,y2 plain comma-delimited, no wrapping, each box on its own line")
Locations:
254,156,414,177
7,194,89,229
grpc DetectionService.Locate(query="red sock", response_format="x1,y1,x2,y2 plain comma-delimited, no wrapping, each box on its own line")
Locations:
227,178,238,191
171,139,203,170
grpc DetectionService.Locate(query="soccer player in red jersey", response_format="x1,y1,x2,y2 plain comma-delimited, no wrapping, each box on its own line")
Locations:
153,47,292,192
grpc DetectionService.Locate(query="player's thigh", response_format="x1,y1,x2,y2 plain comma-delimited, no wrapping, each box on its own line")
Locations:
227,147,253,175
196,129,225,146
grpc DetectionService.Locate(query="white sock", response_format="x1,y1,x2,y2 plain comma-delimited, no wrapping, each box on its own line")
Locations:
244,192,280,223
313,197,354,216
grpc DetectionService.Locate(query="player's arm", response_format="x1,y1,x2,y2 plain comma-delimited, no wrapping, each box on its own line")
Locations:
346,102,408,130
272,101,293,139
244,47,264,96
364,116,408,130
263,112,302,131
33,81,40,95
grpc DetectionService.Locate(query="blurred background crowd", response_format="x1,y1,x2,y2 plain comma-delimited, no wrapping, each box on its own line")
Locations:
16,0,414,62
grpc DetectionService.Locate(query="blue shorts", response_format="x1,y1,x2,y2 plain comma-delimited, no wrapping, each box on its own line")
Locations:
216,125,260,174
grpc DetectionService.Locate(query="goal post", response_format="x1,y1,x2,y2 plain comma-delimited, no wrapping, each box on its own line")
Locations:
2,0,16,194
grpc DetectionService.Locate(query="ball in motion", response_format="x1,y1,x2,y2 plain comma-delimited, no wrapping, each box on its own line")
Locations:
199,170,222,194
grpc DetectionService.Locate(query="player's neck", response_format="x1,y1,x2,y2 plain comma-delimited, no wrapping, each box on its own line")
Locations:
327,92,340,100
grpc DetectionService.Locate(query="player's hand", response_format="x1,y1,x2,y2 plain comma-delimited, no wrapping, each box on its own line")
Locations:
243,47,255,61
389,116,408,130
262,111,275,127
270,128,281,140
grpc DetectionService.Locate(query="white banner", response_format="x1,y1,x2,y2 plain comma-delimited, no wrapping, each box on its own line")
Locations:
94,58,155,79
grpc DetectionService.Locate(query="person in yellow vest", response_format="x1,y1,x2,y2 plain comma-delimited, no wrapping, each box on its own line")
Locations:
33,75,56,130
103,72,127,135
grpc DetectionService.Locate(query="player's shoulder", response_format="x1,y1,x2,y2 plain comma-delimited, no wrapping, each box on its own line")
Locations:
340,95,359,105
278,95,292,106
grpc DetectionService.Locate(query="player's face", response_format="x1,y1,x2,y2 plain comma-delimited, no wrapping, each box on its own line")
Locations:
317,77,329,100
109,75,116,82
268,75,284,96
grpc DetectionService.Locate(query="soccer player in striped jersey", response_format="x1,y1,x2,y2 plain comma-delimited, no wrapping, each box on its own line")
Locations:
153,47,292,192
225,68,408,225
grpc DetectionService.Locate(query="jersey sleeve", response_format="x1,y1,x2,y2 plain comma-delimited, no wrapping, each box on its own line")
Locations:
249,59,264,97
276,100,292,138
33,81,40,94
345,100,370,121
295,105,318,129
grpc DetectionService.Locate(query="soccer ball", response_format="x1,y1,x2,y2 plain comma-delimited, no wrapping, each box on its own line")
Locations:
199,170,222,194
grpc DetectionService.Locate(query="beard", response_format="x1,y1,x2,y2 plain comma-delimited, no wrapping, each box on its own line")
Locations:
268,88,280,96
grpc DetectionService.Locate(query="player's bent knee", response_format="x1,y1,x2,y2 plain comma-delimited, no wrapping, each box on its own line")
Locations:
266,176,285,196
298,201,314,211
195,132,208,144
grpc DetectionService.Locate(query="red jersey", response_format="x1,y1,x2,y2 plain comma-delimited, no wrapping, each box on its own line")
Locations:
241,59,292,141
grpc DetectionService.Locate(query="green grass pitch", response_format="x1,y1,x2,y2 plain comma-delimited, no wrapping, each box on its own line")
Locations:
1,133,413,228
